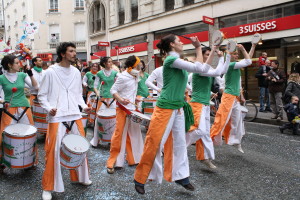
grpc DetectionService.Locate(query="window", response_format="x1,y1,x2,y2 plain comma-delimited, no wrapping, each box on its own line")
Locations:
111,35,147,49
165,0,174,12
49,0,58,13
89,2,106,34
49,24,60,42
118,0,125,25
184,0,194,6
91,45,106,54
131,0,138,22
75,0,84,11
74,23,86,41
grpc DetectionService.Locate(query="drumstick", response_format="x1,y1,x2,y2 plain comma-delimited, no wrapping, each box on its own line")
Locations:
179,35,207,47
210,92,218,101
129,101,142,109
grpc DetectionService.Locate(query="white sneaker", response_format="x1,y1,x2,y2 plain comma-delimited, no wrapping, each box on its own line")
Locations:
234,144,244,153
202,159,217,169
42,191,52,200
80,180,92,186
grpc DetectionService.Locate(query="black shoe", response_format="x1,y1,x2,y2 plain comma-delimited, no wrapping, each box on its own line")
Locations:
135,184,145,194
175,179,195,191
107,168,114,174
271,115,278,119
265,108,272,112
279,127,284,133
277,116,283,121
259,109,264,112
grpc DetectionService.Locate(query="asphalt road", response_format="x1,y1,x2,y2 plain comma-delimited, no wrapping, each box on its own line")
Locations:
1,122,300,200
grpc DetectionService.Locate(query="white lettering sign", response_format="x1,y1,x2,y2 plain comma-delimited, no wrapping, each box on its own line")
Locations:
239,21,277,34
118,46,135,54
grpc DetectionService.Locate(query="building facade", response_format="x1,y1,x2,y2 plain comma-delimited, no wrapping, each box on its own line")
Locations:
87,0,300,100
3,0,88,62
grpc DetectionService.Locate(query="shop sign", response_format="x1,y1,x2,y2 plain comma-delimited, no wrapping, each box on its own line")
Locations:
111,42,148,56
239,21,277,34
98,41,110,46
118,46,135,54
203,16,214,25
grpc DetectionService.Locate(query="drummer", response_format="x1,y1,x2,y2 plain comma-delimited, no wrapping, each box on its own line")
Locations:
145,65,163,96
106,55,144,174
210,44,252,153
29,57,45,104
90,57,118,147
136,60,149,111
134,34,210,194
186,46,231,169
82,63,100,124
38,42,92,200
0,55,38,173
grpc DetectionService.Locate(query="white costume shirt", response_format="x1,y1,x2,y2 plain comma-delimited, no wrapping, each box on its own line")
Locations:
38,64,87,123
145,66,163,92
30,68,44,95
110,71,139,111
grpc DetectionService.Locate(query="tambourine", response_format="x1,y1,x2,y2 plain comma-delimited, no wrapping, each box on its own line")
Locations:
212,30,224,46
226,40,237,53
251,33,262,44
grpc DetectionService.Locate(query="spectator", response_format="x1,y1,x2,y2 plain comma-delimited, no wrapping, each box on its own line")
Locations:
283,73,300,104
255,59,272,112
279,96,300,135
258,52,267,66
266,60,286,121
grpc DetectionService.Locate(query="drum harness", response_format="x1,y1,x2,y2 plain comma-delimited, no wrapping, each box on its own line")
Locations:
62,121,75,133
3,104,29,122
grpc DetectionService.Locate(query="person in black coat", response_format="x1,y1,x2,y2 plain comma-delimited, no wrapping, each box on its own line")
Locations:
255,60,271,112
279,96,300,135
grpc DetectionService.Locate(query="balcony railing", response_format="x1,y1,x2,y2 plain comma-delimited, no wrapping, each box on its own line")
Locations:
49,8,58,13
75,7,84,11
49,41,86,49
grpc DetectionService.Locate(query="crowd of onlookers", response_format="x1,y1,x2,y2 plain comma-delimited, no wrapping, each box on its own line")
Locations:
255,52,300,135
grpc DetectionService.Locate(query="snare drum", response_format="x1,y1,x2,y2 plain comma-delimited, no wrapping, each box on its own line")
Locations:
251,33,262,44
2,124,37,169
128,111,151,127
227,40,237,53
143,97,157,116
32,98,48,136
212,30,224,46
60,134,90,169
97,109,116,144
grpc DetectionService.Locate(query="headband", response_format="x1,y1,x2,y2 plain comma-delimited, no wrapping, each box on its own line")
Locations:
127,56,140,73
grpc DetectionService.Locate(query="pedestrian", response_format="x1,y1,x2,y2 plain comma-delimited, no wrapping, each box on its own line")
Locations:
0,55,38,173
106,55,144,174
283,73,300,104
38,42,92,200
134,34,210,194
279,96,300,135
259,52,268,67
255,59,272,112
266,60,286,121
186,46,231,169
210,44,252,153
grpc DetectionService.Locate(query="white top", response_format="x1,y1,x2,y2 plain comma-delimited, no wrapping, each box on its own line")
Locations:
110,71,139,111
30,68,45,95
82,74,88,87
145,66,163,93
38,64,87,123
234,59,252,69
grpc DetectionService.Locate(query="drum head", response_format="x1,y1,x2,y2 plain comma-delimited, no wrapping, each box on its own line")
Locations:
131,111,151,120
63,134,90,153
212,30,224,46
97,108,116,117
251,33,262,44
227,40,237,53
4,124,37,137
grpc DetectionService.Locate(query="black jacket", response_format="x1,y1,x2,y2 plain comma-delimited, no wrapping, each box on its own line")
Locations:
285,81,300,100
284,103,299,122
255,66,270,87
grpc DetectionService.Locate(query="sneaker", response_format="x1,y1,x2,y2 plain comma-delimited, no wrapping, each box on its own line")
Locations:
233,144,244,153
107,167,114,174
79,180,92,186
202,159,217,169
42,191,52,200
277,116,283,121
271,115,278,119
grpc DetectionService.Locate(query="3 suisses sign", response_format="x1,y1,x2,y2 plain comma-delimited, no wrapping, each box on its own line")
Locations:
239,21,277,34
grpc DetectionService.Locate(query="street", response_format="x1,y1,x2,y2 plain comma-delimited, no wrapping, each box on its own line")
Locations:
1,122,300,200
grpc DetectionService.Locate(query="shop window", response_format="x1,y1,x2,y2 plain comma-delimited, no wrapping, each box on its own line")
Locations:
184,0,194,6
118,0,125,25
283,2,300,17
165,0,174,12
89,2,106,34
131,0,138,22
111,35,147,49
49,0,58,13
91,44,106,54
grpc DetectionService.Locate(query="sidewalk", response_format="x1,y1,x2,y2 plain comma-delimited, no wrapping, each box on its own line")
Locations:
250,103,288,126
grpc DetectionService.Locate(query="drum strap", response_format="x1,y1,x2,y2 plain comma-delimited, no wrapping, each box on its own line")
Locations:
3,107,29,122
116,101,132,115
62,121,75,133
101,99,115,107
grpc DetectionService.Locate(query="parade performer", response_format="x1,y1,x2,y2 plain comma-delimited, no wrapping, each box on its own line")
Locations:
186,46,231,169
38,42,92,200
134,34,210,194
82,63,100,124
136,60,149,111
29,57,45,105
145,65,163,95
210,44,252,153
90,57,118,147
106,55,144,174
0,55,38,172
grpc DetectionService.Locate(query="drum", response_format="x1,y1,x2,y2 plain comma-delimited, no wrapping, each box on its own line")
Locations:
251,33,262,44
212,30,224,46
32,98,48,136
87,92,97,122
60,134,90,169
148,89,154,97
143,97,157,116
128,111,151,127
97,109,116,144
81,112,88,129
2,124,37,169
227,40,237,53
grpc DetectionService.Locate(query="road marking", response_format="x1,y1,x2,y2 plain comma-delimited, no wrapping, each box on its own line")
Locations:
290,140,300,143
247,132,269,137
